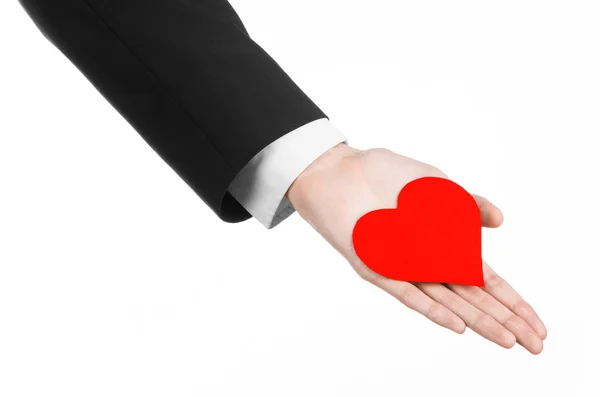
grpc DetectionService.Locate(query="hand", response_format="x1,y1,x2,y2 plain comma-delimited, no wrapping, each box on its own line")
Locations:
286,143,547,354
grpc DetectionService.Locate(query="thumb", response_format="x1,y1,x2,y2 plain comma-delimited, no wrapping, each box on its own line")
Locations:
472,194,504,228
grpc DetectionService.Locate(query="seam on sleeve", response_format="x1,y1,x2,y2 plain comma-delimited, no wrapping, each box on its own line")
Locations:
80,0,237,174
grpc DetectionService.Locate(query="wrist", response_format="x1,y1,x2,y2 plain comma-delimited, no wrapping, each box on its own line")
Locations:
286,142,360,205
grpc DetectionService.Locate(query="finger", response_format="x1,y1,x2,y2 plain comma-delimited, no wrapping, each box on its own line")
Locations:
472,194,504,228
418,283,516,349
482,263,548,340
447,283,543,354
376,279,466,334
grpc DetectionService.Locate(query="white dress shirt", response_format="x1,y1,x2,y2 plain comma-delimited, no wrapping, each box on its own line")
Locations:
228,118,347,229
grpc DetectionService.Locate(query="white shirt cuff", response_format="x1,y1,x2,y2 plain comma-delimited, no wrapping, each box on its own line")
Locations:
228,118,347,229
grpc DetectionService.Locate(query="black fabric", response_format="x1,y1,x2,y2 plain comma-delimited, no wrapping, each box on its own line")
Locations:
18,0,327,223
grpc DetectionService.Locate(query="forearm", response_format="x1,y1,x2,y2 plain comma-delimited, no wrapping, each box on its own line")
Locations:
19,0,326,222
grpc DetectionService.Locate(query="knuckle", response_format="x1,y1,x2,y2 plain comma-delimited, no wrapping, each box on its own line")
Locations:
472,313,495,332
426,302,445,321
479,295,493,308
500,313,521,328
425,165,447,178
438,291,458,308
398,287,416,305
473,290,492,307
510,299,531,314
485,273,504,289
355,263,377,282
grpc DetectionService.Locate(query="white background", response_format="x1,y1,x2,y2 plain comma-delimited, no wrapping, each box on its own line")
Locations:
1,0,599,396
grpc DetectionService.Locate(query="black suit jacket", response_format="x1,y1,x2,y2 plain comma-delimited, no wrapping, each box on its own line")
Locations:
19,0,327,222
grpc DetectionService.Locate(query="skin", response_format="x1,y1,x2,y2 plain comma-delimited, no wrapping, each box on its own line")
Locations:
286,143,547,354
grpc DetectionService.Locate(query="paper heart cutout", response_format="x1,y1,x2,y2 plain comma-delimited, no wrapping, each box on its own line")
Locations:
352,177,483,286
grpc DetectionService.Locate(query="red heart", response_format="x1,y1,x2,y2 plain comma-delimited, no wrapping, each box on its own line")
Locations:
352,177,483,286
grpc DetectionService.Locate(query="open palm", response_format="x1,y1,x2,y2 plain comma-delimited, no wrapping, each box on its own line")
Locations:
287,144,547,354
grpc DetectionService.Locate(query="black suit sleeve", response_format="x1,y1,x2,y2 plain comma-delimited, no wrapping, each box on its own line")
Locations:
18,0,327,223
